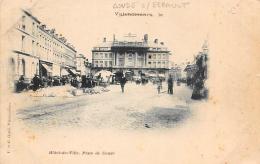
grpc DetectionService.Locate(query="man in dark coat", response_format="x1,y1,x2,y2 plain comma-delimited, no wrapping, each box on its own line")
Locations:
16,75,25,92
32,74,42,91
167,75,173,94
119,76,127,93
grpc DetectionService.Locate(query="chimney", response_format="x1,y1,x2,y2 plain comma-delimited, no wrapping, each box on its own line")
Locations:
144,34,148,43
154,39,158,44
41,24,46,29
103,37,106,43
50,28,55,34
160,42,164,45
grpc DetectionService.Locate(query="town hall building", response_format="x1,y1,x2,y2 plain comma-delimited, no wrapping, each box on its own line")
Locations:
92,34,172,76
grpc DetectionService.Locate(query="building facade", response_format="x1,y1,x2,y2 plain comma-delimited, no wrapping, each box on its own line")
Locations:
76,54,91,76
92,34,171,75
8,9,77,84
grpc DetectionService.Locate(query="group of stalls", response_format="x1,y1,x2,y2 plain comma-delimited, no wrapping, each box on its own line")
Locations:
40,62,78,77
40,62,79,86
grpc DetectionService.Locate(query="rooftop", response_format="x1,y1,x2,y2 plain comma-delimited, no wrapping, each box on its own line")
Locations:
22,9,76,52
93,34,169,51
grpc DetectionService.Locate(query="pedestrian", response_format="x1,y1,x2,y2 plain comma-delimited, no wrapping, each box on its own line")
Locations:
112,75,115,84
157,77,162,94
61,76,66,85
86,77,92,88
16,75,25,92
47,76,53,87
42,76,48,87
119,75,127,93
96,73,101,86
167,75,173,94
76,75,82,88
32,74,41,91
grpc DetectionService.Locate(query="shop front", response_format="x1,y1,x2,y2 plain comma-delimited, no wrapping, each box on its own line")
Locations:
39,61,53,78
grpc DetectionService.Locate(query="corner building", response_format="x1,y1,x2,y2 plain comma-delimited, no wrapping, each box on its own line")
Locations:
8,9,77,84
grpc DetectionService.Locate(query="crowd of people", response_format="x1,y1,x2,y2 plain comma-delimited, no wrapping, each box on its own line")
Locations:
15,73,100,93
15,72,176,96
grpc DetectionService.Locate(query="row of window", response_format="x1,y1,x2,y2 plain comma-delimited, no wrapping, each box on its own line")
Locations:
152,48,158,50
21,36,72,59
148,53,168,59
21,35,74,66
22,35,74,55
20,15,73,51
93,47,167,51
148,61,168,65
149,47,164,51
94,60,113,67
93,60,168,68
93,52,113,58
93,47,111,51
93,52,168,60
38,33,65,49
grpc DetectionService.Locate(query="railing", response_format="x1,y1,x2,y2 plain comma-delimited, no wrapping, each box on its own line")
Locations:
112,42,148,48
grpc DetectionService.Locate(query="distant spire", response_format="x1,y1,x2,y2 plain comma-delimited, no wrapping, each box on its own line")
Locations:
202,40,208,49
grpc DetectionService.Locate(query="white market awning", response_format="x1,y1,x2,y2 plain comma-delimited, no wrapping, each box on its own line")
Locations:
41,63,52,73
68,69,77,75
148,73,157,77
94,70,112,78
158,74,165,77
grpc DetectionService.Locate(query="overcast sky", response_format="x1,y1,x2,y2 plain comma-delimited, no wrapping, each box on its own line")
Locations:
2,0,213,64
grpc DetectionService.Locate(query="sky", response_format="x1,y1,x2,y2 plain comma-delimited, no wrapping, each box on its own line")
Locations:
2,0,213,64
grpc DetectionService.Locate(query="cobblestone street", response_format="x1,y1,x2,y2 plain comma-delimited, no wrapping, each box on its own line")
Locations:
17,82,193,130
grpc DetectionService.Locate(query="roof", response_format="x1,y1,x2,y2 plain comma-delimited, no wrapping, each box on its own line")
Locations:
22,9,41,23
147,41,167,49
22,9,77,52
76,54,86,58
93,34,169,50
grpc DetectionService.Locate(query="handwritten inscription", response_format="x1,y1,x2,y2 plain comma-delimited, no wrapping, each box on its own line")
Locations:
113,1,190,10
113,1,191,17
113,2,137,9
